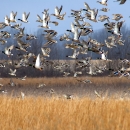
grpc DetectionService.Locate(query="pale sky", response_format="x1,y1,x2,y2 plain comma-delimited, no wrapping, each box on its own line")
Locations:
0,0,130,35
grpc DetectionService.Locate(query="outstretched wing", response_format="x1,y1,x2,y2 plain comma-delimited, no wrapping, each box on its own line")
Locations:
26,12,30,19
8,45,14,51
59,5,63,14
120,0,126,4
55,6,59,15
37,14,42,21
84,2,91,10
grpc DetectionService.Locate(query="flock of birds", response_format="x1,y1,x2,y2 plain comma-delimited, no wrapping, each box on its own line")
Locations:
0,0,130,99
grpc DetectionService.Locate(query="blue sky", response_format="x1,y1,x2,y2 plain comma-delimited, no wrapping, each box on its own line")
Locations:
0,0,130,35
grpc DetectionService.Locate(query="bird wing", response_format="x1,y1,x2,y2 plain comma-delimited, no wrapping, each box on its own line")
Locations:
10,69,13,73
58,5,63,14
55,6,59,15
26,12,30,19
4,16,9,24
10,11,14,20
95,9,98,18
22,12,26,21
37,14,42,21
35,54,41,68
8,45,14,51
13,69,16,73
71,22,75,33
84,2,91,11
120,0,126,4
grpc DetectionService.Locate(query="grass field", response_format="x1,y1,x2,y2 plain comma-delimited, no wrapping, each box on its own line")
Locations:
0,77,130,98
0,96,130,130
0,77,130,129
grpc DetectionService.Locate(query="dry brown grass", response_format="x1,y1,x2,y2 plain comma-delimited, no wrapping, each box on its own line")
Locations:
1,76,130,86
0,96,130,130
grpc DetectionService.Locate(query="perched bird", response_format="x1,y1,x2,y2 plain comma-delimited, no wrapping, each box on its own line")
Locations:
35,54,43,70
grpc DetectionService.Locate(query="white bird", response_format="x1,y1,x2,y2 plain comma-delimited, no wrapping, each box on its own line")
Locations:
10,11,17,22
66,49,79,59
51,5,65,19
39,13,50,29
2,45,14,57
9,69,16,76
18,12,30,23
21,92,25,99
35,54,43,70
100,51,108,60
4,15,10,26
94,90,101,98
97,0,108,6
63,94,73,99
66,22,76,33
37,83,46,88
18,76,27,81
74,71,82,78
